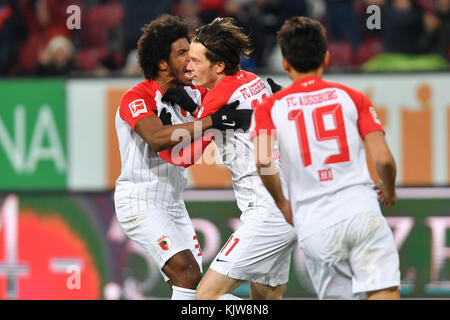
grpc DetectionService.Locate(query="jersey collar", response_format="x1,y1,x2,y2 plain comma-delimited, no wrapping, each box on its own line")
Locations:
293,75,323,91
146,79,163,96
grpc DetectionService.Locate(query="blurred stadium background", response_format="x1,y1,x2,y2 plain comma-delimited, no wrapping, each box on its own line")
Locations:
0,0,449,300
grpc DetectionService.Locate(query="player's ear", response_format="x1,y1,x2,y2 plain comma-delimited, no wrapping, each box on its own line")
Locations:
281,57,290,73
158,60,168,72
215,61,225,74
323,51,330,69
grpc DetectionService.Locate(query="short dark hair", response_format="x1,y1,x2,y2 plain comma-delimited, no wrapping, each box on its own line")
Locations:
277,16,327,73
194,17,252,75
137,14,190,79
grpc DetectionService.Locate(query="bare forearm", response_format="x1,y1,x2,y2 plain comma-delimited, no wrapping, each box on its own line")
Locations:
151,117,213,151
364,131,397,198
376,160,396,196
257,162,286,205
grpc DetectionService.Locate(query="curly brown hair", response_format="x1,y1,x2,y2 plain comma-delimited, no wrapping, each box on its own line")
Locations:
137,15,190,80
193,17,253,75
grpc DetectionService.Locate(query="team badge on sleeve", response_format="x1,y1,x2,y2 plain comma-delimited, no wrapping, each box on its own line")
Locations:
129,99,148,118
157,234,172,251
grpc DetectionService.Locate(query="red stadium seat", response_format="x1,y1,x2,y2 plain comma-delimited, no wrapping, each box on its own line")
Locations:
354,37,383,67
81,2,123,46
76,47,108,71
76,1,124,71
327,41,352,69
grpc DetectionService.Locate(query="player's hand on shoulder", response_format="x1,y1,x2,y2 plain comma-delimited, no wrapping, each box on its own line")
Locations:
161,87,198,114
158,108,172,125
210,100,240,131
267,78,283,94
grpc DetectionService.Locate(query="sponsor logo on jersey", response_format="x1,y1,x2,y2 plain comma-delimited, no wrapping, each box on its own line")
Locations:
248,79,266,96
157,234,172,251
129,99,148,118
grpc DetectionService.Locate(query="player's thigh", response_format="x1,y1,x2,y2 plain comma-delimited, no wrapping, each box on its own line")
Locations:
251,225,297,289
116,208,196,277
249,282,286,300
349,211,400,295
170,213,203,270
210,219,296,284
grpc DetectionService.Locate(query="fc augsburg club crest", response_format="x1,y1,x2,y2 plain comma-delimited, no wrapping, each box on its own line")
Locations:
157,234,172,251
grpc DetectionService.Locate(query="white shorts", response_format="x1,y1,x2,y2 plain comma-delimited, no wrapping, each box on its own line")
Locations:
209,218,298,287
300,211,400,299
116,206,202,282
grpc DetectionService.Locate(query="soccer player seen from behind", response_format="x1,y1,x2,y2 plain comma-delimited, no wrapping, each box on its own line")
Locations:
161,17,298,300
114,15,248,300
251,16,401,300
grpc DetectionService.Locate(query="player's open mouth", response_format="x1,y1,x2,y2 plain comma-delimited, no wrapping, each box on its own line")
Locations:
184,70,193,79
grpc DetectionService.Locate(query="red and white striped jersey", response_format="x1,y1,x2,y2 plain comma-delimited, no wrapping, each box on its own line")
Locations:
197,70,288,222
114,79,207,216
250,75,384,239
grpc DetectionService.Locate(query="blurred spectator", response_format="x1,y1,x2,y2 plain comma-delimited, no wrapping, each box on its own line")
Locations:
325,0,360,49
321,0,360,69
1,0,447,75
172,0,215,41
123,0,172,59
172,0,200,23
74,0,124,75
423,0,450,60
0,0,27,75
258,0,309,70
225,0,278,69
306,0,326,20
260,0,308,41
33,35,75,75
224,0,262,69
184,15,203,40
198,0,225,22
362,0,448,72
378,0,426,54
16,0,72,74
121,49,141,76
